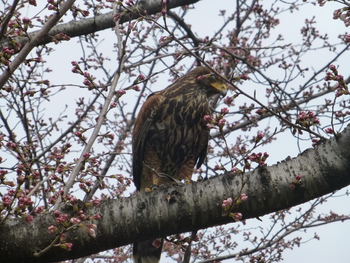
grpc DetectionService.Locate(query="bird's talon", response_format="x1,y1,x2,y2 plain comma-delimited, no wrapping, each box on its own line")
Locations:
184,179,191,184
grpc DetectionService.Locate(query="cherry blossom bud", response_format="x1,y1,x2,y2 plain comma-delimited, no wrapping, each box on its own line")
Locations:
70,217,81,224
116,89,126,96
48,225,58,234
92,198,101,207
152,238,163,248
240,194,248,201
91,214,101,220
86,227,96,237
138,74,146,80
83,152,91,159
222,197,233,208
344,34,350,43
325,127,334,134
203,115,213,123
233,212,243,221
220,107,229,115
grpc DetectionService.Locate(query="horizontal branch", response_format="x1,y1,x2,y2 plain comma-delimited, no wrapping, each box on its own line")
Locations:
0,124,350,262
0,0,200,52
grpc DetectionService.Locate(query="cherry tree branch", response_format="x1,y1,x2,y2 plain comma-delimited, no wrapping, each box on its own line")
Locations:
1,124,350,262
0,0,76,88
0,0,201,53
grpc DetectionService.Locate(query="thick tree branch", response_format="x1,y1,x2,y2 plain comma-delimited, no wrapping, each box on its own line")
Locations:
0,0,200,52
1,124,350,263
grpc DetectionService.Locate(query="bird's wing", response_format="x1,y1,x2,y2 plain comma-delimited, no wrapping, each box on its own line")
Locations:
196,128,209,169
132,92,165,191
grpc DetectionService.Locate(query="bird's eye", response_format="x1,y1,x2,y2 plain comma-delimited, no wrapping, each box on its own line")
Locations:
209,75,216,82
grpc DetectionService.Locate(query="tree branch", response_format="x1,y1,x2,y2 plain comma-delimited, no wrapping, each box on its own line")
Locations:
0,0,200,52
1,124,350,262
0,0,76,88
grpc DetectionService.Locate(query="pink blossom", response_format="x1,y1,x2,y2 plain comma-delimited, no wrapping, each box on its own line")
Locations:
116,89,126,96
2,196,11,206
224,96,234,106
256,132,264,141
203,115,213,123
35,206,44,214
325,127,334,134
70,217,81,224
152,238,163,249
344,34,350,43
91,214,101,220
222,197,233,208
92,198,101,207
138,74,146,80
22,17,31,24
56,213,68,224
240,194,248,201
48,225,57,234
233,212,243,221
78,213,87,220
62,243,73,251
74,131,82,137
83,152,91,159
218,118,226,127
86,226,96,237
220,107,229,114
132,85,140,91
329,64,336,71
231,167,240,175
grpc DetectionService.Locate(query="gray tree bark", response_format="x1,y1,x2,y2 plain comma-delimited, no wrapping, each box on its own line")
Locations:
0,125,349,263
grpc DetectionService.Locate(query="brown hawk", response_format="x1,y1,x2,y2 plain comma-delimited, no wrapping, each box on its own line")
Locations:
132,66,227,263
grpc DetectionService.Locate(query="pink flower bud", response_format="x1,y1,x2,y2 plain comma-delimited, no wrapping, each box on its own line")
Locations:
222,197,233,208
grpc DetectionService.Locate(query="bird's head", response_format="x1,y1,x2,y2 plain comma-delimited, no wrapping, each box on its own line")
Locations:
194,67,228,97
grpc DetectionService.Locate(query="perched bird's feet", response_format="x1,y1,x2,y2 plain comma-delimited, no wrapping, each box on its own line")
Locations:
148,184,160,192
144,187,153,193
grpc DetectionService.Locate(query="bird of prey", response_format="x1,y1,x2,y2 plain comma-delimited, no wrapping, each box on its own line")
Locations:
132,66,227,263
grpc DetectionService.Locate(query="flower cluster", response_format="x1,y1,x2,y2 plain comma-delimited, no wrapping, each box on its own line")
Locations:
247,152,269,166
131,74,146,91
333,8,350,27
52,33,71,44
204,107,229,131
71,61,97,90
0,47,15,66
324,127,334,135
325,65,349,97
222,194,248,221
70,5,90,18
253,132,264,143
161,0,167,16
293,111,320,135
158,36,173,45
